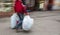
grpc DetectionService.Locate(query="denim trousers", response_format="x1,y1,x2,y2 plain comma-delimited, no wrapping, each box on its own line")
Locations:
16,13,24,29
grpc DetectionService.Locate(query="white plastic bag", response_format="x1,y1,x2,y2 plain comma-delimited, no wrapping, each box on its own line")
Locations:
11,13,19,28
22,15,34,31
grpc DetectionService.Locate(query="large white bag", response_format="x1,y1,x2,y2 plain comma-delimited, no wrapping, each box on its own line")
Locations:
22,15,34,31
11,13,19,28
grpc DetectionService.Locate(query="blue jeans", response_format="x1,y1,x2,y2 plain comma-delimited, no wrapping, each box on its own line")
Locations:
16,13,24,29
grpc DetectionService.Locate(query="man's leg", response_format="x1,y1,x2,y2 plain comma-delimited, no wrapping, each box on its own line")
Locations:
16,13,24,32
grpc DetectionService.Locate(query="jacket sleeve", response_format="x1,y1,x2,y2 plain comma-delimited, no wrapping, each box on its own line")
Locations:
23,5,28,14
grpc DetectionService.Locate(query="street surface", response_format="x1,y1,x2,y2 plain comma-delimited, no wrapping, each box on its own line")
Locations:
0,11,60,35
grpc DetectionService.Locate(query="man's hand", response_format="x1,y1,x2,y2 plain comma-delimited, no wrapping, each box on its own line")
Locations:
24,13,29,15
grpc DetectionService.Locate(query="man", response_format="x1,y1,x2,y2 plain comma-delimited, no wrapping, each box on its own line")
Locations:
14,0,29,32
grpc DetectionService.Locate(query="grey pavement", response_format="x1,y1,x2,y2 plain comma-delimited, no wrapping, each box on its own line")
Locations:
0,11,60,35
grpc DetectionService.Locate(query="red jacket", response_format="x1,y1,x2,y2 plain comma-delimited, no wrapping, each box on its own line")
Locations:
14,0,27,14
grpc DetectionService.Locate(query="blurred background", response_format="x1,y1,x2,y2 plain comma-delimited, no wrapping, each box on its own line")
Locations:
0,0,60,17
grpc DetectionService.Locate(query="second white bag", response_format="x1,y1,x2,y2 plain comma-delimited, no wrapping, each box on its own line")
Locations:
22,15,34,31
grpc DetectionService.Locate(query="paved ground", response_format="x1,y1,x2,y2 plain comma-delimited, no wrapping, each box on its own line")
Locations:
0,11,60,35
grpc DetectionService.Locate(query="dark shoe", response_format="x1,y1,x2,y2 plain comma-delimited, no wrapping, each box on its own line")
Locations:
12,28,16,29
16,28,20,33
16,28,23,33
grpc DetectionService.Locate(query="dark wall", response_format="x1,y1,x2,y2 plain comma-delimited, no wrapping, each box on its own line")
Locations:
34,0,40,10
47,0,54,10
48,0,53,4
